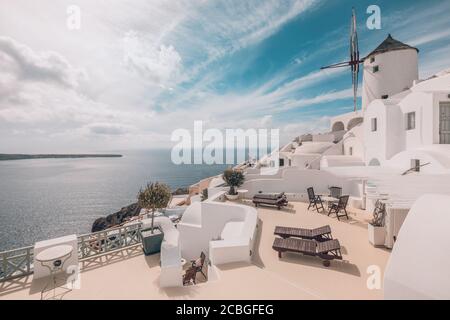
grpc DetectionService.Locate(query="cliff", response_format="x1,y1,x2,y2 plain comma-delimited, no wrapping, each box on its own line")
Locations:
91,202,141,232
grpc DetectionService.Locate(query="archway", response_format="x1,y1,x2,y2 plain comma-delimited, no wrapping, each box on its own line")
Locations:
347,117,363,131
369,158,381,166
332,121,345,132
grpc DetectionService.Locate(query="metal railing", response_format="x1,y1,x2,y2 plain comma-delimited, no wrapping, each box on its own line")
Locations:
0,246,34,282
78,224,142,260
0,224,143,282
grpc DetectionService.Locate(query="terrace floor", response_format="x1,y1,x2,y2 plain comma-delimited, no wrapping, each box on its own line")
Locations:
0,201,390,300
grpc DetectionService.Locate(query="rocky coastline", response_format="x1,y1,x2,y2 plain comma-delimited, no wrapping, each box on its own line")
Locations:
91,187,190,232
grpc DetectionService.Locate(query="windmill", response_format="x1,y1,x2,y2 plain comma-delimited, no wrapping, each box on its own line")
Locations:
321,8,363,112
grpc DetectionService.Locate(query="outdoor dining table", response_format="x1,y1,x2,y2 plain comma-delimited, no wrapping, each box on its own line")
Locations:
319,195,339,208
35,244,73,300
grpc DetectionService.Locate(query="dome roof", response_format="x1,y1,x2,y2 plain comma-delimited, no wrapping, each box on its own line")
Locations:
365,34,419,59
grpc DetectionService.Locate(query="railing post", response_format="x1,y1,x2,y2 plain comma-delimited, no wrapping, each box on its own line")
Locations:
26,248,31,273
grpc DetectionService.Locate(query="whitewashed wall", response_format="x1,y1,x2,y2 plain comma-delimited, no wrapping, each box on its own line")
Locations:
342,124,364,159
291,153,321,169
241,169,361,199
177,202,257,263
363,101,405,165
384,194,450,299
152,217,183,288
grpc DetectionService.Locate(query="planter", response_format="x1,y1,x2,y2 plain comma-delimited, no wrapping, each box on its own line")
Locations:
225,193,239,201
368,224,386,247
139,227,164,255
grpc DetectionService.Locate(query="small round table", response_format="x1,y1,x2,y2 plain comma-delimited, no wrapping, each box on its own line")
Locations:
237,189,249,201
35,245,73,300
319,195,339,212
320,196,339,203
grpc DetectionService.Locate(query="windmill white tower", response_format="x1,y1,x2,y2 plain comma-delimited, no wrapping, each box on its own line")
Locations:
361,34,419,110
321,9,419,114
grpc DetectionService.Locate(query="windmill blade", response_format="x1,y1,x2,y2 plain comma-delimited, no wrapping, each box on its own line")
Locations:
320,61,352,70
319,8,362,112
350,8,359,111
352,63,359,112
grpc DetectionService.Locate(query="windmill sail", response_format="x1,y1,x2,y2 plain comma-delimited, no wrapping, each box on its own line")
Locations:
321,8,362,112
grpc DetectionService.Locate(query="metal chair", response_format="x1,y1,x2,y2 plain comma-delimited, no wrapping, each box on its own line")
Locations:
183,267,197,285
191,251,207,279
328,195,350,221
307,187,324,213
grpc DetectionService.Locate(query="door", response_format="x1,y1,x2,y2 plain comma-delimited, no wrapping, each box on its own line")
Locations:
439,102,450,144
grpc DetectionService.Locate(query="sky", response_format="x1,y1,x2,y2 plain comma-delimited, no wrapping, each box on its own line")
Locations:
1,0,450,153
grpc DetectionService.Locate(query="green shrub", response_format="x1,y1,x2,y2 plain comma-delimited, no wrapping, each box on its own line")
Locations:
222,168,245,195
137,182,172,233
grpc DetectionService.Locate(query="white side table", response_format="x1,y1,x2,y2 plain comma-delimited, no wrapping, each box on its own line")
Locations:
35,245,73,300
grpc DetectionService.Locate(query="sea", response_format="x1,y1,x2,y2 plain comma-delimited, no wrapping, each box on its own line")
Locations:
0,149,232,251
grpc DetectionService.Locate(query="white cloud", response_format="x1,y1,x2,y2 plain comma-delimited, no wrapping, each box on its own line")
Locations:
122,31,183,86
5,0,450,152
275,88,354,112
420,44,450,78
166,0,319,76
0,1,326,152
409,29,450,47
0,36,85,88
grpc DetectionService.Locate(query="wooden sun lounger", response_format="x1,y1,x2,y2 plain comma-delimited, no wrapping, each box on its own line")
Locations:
253,192,288,210
274,225,332,242
272,237,342,267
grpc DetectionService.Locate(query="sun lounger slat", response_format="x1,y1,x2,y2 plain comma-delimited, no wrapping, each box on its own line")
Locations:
274,225,332,241
317,239,341,254
272,237,342,267
273,237,316,253
311,225,332,237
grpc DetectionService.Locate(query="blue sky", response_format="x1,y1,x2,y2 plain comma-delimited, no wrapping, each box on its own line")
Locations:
1,0,450,152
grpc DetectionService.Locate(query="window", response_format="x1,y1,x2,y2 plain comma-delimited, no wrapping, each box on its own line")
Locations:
370,56,375,63
373,65,379,73
279,158,285,167
382,95,389,99
371,118,378,132
349,147,353,156
406,112,416,130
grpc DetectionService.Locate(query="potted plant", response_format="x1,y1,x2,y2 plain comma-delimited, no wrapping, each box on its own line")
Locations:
368,200,386,246
201,188,208,201
222,168,245,200
137,182,172,255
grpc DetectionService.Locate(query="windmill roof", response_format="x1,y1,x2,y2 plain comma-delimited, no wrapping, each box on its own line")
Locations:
365,34,419,59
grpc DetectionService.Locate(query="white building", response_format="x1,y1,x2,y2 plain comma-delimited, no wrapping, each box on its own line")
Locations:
257,36,449,173
244,34,450,214
326,34,450,172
